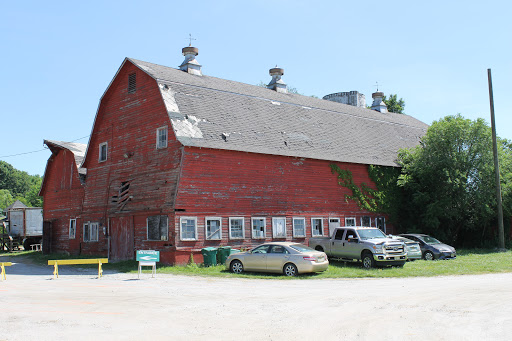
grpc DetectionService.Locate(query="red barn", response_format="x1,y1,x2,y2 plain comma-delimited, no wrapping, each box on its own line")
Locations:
40,46,428,264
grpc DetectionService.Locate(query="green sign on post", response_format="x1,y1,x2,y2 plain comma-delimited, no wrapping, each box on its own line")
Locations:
137,250,160,262
136,250,160,262
136,251,160,278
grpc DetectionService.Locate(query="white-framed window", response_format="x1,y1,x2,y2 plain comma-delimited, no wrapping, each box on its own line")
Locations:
311,218,323,236
272,217,286,238
229,217,244,239
328,217,340,237
69,219,76,239
376,216,386,233
99,142,108,162
345,217,356,227
156,126,168,149
251,217,266,239
361,216,371,227
147,215,168,241
205,217,222,240
180,217,197,240
83,222,99,242
292,217,306,238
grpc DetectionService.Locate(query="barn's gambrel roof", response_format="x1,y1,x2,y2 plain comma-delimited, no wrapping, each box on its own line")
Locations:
44,140,87,169
129,58,428,167
39,140,87,196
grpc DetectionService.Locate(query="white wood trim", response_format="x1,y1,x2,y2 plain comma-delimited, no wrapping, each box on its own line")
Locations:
251,217,266,239
180,217,198,241
292,217,306,238
229,217,245,239
205,217,222,240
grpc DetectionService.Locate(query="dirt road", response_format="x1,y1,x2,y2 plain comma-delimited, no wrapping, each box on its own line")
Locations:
1,255,510,340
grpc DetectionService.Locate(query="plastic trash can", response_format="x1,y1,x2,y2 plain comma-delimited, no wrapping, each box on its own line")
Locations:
201,247,218,267
217,246,232,264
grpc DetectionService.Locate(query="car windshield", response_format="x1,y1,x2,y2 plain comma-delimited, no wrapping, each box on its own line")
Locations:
358,229,387,240
421,236,441,244
289,244,315,253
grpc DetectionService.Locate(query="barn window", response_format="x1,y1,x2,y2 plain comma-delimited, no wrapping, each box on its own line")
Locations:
272,217,286,238
128,73,136,94
156,126,168,149
311,218,323,236
345,217,356,227
205,217,222,240
69,219,76,239
376,217,386,233
251,217,266,239
83,222,99,242
147,215,168,241
99,142,108,162
361,216,371,227
292,217,306,237
229,217,244,239
180,217,197,240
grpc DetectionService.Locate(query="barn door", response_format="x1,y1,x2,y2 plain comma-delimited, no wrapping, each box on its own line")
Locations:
109,216,134,261
42,221,52,254
9,211,24,237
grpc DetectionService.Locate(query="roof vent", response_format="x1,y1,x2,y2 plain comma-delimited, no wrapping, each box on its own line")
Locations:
267,67,287,93
371,91,388,113
179,46,202,76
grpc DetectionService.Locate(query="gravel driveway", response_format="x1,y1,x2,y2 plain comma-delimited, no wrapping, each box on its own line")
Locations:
1,254,511,340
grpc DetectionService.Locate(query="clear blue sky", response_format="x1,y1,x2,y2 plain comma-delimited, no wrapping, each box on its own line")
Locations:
2,0,510,176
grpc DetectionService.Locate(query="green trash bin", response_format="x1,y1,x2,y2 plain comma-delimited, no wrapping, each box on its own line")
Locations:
201,247,218,267
217,246,232,265
230,249,240,255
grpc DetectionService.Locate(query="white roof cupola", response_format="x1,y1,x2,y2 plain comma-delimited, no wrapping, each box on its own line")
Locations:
179,46,202,76
267,67,287,93
371,91,388,113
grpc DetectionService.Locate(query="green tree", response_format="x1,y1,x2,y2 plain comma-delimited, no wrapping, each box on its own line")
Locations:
383,94,405,114
397,114,512,247
0,189,14,211
25,176,43,207
0,161,43,207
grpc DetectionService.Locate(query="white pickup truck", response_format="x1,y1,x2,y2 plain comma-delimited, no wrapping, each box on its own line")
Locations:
309,226,407,268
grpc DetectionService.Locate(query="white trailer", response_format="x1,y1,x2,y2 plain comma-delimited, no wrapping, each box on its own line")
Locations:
7,207,43,250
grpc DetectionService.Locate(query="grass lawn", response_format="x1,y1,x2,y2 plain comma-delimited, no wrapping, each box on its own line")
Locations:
2,248,511,279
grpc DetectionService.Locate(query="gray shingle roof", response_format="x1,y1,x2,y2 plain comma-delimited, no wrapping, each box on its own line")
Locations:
5,200,27,211
44,140,87,174
130,58,428,167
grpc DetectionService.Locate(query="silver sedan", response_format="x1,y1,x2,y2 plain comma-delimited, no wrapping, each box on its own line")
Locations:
226,242,329,276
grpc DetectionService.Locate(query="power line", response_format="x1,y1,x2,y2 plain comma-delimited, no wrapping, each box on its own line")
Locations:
0,135,90,158
0,148,48,158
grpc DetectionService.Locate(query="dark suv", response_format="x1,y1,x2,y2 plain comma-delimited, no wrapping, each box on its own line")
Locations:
399,234,456,260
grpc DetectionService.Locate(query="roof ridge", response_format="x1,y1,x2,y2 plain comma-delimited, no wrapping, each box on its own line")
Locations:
158,78,425,132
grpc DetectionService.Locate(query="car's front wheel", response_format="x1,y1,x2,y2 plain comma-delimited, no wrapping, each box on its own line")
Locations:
424,251,434,261
230,260,244,274
283,263,298,277
362,252,375,269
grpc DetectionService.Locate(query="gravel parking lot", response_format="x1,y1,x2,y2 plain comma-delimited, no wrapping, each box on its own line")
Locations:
1,255,511,341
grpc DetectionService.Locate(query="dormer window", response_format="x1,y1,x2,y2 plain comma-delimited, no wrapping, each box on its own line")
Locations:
156,126,168,149
128,73,136,94
99,142,108,162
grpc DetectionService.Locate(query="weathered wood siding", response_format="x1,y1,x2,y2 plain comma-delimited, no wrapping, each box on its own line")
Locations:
79,60,181,258
40,149,84,254
173,146,389,252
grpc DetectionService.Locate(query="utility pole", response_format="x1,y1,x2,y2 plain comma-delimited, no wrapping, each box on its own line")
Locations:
487,69,505,250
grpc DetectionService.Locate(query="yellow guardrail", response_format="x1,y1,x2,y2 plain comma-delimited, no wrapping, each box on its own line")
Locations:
47,258,108,279
1,262,12,281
